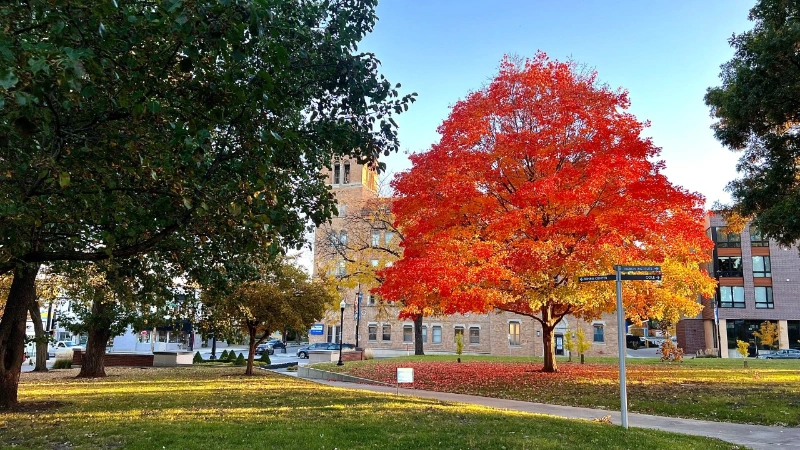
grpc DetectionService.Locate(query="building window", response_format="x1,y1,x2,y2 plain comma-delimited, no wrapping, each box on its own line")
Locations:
755,287,774,309
403,325,413,343
421,326,427,343
339,231,347,245
368,324,377,341
336,260,346,277
717,257,743,277
327,325,339,343
454,326,464,343
343,163,350,184
469,327,480,344
432,326,442,344
385,231,394,243
333,165,340,184
752,256,771,278
593,324,604,343
715,227,741,248
718,286,745,308
371,259,379,268
509,322,520,346
382,324,391,341
368,295,376,306
371,230,380,247
338,204,346,217
750,226,769,247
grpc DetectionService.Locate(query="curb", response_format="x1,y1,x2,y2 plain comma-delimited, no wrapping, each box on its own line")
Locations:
297,365,393,386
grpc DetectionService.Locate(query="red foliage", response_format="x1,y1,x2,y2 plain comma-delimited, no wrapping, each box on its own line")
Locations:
378,52,715,372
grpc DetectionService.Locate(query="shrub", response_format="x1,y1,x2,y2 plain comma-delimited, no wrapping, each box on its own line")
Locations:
193,352,203,364
227,350,238,362
234,353,246,366
220,350,229,360
53,359,72,369
659,339,684,362
259,351,271,365
286,364,298,372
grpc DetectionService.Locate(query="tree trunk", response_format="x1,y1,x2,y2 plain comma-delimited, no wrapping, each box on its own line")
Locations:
245,327,256,376
413,314,425,356
78,301,112,378
541,322,558,372
580,353,585,364
28,299,48,372
540,305,561,373
210,334,217,360
0,263,41,409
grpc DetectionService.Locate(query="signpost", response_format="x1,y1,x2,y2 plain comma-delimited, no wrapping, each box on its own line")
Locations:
578,265,661,429
396,367,414,394
309,324,324,336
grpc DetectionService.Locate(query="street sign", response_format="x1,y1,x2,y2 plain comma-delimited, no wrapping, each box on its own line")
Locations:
621,274,662,281
309,324,324,336
578,275,615,282
619,265,661,272
397,367,414,383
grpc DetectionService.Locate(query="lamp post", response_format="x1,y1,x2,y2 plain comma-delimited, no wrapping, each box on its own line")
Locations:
337,299,346,366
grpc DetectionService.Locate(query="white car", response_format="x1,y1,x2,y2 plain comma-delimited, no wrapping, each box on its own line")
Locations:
48,341,85,357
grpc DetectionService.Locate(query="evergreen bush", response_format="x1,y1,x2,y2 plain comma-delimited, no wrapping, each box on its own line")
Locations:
259,351,271,365
53,359,72,369
234,353,246,366
193,351,203,364
220,350,229,360
227,350,238,361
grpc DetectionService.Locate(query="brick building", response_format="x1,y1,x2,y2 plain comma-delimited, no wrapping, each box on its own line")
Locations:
677,214,800,357
311,158,621,358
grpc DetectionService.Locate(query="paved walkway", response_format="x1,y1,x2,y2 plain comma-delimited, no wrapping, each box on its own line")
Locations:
273,368,800,450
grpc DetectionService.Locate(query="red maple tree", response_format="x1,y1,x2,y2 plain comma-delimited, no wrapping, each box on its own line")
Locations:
378,53,716,372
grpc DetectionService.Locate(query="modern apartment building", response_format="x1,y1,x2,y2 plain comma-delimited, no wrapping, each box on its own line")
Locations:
311,159,621,358
677,214,800,357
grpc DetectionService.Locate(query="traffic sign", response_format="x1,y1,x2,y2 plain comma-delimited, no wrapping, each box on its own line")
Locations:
578,275,615,282
621,274,662,281
619,265,661,272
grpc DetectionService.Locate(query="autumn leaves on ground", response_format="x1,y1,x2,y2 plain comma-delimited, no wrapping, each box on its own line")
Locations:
320,356,800,427
1,366,745,450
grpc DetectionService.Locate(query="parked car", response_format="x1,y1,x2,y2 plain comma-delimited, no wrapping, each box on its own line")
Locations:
296,342,355,358
255,344,274,356
267,339,286,351
48,341,84,357
762,349,800,359
296,342,334,359
626,335,644,350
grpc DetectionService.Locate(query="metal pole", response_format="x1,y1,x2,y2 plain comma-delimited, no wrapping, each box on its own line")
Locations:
615,265,628,429
337,302,345,366
355,289,362,349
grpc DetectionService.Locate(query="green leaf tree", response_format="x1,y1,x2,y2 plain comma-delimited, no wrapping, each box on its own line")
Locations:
0,0,413,408
203,259,335,375
705,0,800,244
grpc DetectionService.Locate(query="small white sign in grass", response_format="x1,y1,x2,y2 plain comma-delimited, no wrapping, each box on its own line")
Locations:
396,367,413,394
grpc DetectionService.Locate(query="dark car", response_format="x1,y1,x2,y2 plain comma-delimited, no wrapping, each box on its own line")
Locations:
267,339,286,351
763,349,800,359
255,344,274,356
296,342,334,359
626,335,644,350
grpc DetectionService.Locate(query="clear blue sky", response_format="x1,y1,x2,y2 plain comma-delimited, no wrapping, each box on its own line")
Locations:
360,0,754,206
298,1,755,272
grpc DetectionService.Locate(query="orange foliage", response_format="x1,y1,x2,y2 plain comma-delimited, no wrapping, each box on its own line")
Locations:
378,53,716,372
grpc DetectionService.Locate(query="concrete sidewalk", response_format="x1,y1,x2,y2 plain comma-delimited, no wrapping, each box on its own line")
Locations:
286,372,800,450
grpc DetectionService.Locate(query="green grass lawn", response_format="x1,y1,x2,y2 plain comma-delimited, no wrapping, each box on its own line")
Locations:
317,355,800,426
0,367,742,450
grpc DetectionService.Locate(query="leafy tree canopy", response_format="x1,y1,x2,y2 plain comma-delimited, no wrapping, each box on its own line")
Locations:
705,0,800,244
380,53,715,372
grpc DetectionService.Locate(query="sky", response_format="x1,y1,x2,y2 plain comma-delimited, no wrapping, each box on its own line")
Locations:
297,0,756,272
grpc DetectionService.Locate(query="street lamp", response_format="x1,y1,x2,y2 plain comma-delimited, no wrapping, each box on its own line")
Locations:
337,299,346,366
